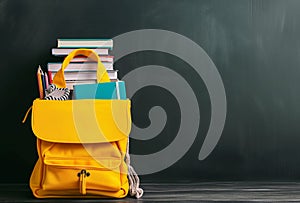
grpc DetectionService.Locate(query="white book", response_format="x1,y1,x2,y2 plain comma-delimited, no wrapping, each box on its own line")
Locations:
50,70,118,81
65,80,97,90
47,62,114,72
52,48,109,56
70,55,114,63
57,38,113,48
65,79,119,90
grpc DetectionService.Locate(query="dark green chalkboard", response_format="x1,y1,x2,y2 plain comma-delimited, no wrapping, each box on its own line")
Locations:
2,0,300,183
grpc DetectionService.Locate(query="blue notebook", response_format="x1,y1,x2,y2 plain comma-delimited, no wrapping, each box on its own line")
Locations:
73,81,126,100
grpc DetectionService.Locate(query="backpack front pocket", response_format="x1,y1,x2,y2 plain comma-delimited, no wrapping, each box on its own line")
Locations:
42,157,122,193
40,142,124,195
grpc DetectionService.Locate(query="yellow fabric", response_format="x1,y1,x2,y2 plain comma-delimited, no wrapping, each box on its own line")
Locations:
32,99,131,143
52,49,110,88
29,99,130,198
29,49,130,198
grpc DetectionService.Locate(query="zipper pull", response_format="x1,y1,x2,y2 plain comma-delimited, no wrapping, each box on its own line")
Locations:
78,169,90,195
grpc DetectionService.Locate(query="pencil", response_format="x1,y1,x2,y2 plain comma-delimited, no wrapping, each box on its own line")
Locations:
37,66,44,99
44,71,49,89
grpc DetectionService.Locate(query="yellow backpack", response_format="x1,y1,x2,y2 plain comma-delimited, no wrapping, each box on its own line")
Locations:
23,49,143,198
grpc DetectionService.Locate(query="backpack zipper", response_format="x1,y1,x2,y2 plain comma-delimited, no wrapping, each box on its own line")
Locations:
77,169,90,195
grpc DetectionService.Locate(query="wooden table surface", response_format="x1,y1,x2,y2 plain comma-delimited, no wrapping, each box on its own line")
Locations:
1,182,300,202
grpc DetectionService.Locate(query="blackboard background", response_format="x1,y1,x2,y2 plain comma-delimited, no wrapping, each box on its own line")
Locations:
1,0,300,183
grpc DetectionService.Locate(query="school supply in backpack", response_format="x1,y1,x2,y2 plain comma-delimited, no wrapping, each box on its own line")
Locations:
23,49,143,199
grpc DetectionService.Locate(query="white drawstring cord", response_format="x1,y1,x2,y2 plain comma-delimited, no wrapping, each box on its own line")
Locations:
125,139,144,198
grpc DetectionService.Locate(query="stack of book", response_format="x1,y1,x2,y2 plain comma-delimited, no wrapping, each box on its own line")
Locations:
48,38,117,90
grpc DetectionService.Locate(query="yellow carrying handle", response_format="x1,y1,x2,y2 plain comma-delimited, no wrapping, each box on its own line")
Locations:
52,49,110,88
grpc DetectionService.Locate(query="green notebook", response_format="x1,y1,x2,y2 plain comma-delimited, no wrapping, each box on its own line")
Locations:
73,81,126,100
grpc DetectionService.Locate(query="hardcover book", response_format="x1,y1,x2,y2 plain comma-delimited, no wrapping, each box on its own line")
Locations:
52,48,109,56
49,70,118,81
57,38,113,49
73,81,126,100
47,62,114,72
